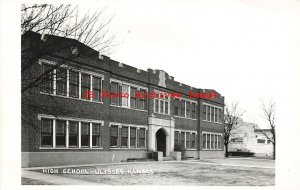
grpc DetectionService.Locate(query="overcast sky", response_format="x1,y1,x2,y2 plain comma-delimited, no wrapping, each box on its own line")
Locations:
79,0,299,128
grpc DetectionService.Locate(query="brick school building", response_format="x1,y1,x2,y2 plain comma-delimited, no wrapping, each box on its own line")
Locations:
21,32,225,167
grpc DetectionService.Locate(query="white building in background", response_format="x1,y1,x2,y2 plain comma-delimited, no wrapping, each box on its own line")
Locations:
229,118,273,157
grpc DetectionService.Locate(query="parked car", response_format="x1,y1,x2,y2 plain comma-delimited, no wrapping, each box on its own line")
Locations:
228,148,255,157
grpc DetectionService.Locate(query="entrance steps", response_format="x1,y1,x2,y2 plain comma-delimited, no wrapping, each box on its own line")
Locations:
163,156,176,161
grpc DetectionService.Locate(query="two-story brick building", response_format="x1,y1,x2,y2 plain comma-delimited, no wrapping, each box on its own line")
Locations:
21,31,225,167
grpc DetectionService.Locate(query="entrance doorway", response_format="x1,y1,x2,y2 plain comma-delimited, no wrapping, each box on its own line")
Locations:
156,129,166,156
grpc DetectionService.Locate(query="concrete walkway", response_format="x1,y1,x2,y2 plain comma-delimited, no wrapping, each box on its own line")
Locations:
22,169,100,185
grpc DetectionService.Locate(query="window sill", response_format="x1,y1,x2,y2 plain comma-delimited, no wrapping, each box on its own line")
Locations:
40,92,104,104
203,120,223,124
153,112,170,116
110,104,147,112
202,149,223,151
174,116,197,121
110,147,147,150
39,147,103,150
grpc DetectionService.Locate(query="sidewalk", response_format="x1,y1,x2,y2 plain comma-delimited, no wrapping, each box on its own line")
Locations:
22,169,100,185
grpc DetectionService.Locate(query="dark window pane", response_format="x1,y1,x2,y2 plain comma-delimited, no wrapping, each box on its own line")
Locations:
110,125,118,147
165,101,169,114
92,123,101,147
69,121,78,147
130,87,137,108
41,64,53,93
56,120,66,147
155,99,159,113
69,71,79,98
130,127,136,148
81,74,90,100
180,132,185,148
121,127,128,147
81,122,90,147
180,101,185,117
139,128,145,148
41,119,53,147
56,68,67,96
202,133,207,149
110,82,119,105
92,76,101,102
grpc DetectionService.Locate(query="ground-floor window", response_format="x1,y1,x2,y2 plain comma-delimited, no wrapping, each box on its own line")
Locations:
40,117,103,148
110,124,147,149
174,130,197,150
202,132,222,150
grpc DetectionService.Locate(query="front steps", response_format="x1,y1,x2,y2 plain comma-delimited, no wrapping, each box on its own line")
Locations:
162,156,176,161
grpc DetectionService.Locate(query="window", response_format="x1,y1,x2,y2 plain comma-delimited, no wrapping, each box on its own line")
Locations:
218,135,221,149
210,107,213,122
69,121,78,147
110,82,119,105
186,102,191,118
218,108,222,123
56,120,66,147
174,99,180,116
92,123,101,147
81,74,90,100
257,139,265,144
203,133,222,150
186,133,190,149
110,125,119,147
81,122,90,147
154,93,170,115
202,133,207,149
203,104,222,123
121,127,128,147
267,139,271,144
207,106,211,121
41,119,53,147
56,68,67,96
180,100,185,117
191,103,196,119
160,100,164,113
165,101,169,114
40,62,103,102
40,117,102,148
41,64,53,93
69,71,79,98
92,76,101,102
175,131,180,144
139,128,146,148
130,87,137,108
155,99,159,113
211,134,215,149
130,127,137,148
207,134,211,149
191,133,196,148
203,105,207,120
180,132,185,148
121,85,129,107
138,89,147,110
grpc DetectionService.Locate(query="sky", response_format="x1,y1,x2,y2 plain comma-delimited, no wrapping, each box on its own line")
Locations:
78,0,300,128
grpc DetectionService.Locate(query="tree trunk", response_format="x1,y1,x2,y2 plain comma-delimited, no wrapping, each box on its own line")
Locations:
225,143,229,158
273,143,276,160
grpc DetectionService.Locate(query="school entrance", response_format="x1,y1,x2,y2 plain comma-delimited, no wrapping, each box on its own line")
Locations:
156,129,166,156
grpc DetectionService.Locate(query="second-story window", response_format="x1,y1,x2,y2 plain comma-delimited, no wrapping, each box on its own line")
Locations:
69,71,79,98
56,68,67,96
81,74,90,100
153,92,170,115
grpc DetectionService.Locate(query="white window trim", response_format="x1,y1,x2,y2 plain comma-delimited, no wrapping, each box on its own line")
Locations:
153,90,170,115
109,122,147,149
202,132,222,150
203,103,223,124
40,59,104,103
39,116,103,149
174,130,197,150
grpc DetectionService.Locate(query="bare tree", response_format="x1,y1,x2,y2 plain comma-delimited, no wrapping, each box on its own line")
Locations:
21,4,115,94
21,4,116,128
224,102,244,157
253,102,276,160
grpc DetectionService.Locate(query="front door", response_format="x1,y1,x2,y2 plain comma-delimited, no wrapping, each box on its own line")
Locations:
156,129,166,156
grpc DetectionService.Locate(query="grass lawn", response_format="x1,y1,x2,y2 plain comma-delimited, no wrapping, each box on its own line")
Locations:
35,161,274,185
